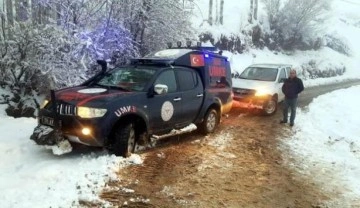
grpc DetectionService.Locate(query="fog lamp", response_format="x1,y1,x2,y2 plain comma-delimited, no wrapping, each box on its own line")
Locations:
81,128,91,136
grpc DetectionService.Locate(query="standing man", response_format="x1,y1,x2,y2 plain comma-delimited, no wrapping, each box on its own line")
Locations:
280,69,304,127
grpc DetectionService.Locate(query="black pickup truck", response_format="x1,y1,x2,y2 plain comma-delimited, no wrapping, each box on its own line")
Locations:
30,46,233,157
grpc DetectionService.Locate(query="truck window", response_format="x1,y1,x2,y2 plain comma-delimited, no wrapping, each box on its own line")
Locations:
155,70,177,93
177,70,198,91
286,67,291,77
279,68,287,81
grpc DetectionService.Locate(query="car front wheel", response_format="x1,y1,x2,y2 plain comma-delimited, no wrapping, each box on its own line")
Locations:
263,98,278,115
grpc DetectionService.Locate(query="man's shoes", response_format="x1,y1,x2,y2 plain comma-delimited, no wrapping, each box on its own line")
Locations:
290,123,294,127
280,120,287,124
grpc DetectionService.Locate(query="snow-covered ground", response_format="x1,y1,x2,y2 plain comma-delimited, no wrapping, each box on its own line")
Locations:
282,85,360,206
0,113,143,208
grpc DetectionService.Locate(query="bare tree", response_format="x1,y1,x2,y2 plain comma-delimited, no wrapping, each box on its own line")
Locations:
254,0,258,20
267,0,332,49
262,0,281,29
6,0,13,25
249,0,253,23
208,0,213,25
220,0,224,25
215,0,218,24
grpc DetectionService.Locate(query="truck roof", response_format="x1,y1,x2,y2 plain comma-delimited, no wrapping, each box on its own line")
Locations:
248,63,292,68
130,48,227,68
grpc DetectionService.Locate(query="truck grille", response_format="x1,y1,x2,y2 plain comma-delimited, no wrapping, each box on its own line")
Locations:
233,88,256,96
45,101,77,116
57,103,77,115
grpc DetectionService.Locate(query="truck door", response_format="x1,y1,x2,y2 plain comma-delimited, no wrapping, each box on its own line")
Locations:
149,69,182,132
278,68,287,101
175,68,204,126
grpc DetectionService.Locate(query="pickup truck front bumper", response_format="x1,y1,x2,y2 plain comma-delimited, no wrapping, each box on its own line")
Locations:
30,110,107,147
233,95,270,109
30,125,65,145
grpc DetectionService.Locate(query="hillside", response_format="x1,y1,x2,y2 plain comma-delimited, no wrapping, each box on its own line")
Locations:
191,0,360,81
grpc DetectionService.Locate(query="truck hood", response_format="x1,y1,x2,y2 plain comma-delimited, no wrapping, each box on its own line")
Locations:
55,86,133,106
232,78,275,90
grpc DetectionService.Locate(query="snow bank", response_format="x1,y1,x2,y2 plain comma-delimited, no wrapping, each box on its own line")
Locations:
0,116,143,208
282,85,360,206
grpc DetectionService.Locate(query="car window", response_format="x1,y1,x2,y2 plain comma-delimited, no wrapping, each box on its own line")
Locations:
154,70,177,93
239,67,278,81
96,67,156,91
177,69,198,91
279,68,287,81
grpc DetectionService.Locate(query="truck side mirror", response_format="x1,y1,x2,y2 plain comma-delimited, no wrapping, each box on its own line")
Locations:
154,84,168,95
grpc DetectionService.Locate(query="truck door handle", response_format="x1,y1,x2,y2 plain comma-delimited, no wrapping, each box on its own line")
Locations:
173,97,182,102
197,94,204,98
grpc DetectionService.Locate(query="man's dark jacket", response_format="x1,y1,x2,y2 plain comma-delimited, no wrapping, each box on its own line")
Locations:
282,77,304,99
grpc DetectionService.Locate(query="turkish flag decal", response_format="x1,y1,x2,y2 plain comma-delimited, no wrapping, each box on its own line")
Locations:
190,54,205,67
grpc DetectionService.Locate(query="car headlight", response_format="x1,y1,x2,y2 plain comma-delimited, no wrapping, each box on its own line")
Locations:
41,99,49,109
255,88,270,97
77,106,107,118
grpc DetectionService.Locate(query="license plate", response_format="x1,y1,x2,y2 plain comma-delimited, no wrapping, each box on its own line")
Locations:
41,116,55,126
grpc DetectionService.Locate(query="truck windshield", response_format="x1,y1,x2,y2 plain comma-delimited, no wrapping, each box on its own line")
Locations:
239,67,278,81
96,67,156,91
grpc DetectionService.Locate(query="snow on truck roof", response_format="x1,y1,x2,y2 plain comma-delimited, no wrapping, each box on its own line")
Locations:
131,48,228,68
249,64,292,68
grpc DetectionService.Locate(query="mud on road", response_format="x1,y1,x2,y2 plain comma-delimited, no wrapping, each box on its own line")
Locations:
99,80,360,208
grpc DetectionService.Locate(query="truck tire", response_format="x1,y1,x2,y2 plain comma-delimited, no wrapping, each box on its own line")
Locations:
199,108,219,135
112,123,136,157
263,97,277,116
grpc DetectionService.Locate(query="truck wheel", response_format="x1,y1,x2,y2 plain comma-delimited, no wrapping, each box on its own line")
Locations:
200,109,219,134
112,123,136,157
263,98,277,116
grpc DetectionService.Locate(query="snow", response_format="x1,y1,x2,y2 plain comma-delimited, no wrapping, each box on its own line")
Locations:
194,0,360,88
282,85,360,206
0,115,143,208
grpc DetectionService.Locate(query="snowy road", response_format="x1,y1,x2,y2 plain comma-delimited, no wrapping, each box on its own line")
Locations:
100,80,360,208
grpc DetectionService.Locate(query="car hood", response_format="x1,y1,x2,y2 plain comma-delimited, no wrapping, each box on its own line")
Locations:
232,78,275,90
55,86,133,106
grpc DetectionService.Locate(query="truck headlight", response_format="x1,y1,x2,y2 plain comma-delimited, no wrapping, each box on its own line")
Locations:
255,88,270,97
77,107,107,118
41,99,49,108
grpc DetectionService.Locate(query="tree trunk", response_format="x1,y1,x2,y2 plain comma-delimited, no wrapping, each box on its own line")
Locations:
208,0,213,25
215,0,218,25
1,3,6,42
220,0,224,25
249,0,253,23
56,2,61,25
6,0,14,25
254,0,258,21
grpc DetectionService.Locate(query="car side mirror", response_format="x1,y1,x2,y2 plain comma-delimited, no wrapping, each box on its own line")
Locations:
154,84,168,95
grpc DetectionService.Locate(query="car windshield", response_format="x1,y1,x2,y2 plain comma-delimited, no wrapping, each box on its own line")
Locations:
96,67,156,91
239,67,278,81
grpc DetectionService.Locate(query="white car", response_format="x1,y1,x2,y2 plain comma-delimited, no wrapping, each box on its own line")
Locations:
232,64,292,115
